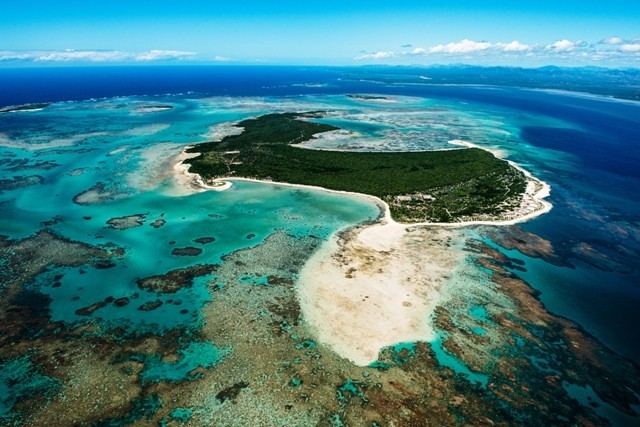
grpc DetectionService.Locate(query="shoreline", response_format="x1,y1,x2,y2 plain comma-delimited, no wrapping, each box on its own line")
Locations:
173,141,552,365
447,139,553,226
172,148,233,193
267,137,553,227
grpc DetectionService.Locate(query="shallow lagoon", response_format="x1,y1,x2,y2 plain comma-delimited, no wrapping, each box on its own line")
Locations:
1,80,640,425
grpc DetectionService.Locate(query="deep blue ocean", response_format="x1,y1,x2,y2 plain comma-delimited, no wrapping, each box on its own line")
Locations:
1,66,639,425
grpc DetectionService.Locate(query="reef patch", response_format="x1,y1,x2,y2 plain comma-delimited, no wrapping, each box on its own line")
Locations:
136,264,218,293
106,214,147,230
0,175,44,192
73,182,117,205
171,247,203,257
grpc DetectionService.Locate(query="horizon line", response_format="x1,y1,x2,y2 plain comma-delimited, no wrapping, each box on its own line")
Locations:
0,63,638,71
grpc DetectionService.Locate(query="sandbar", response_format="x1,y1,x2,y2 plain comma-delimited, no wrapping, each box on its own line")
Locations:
297,218,462,365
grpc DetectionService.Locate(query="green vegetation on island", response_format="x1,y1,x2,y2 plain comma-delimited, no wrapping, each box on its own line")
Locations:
185,112,527,223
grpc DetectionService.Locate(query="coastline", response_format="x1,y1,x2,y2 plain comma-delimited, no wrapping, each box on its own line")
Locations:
172,141,552,365
171,148,233,193
216,144,552,228
447,139,553,226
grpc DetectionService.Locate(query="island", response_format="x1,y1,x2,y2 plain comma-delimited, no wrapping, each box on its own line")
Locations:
184,112,533,223
346,94,390,100
0,103,51,114
178,109,553,370
133,105,175,113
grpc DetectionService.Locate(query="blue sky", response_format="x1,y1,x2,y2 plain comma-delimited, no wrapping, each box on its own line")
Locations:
1,1,639,67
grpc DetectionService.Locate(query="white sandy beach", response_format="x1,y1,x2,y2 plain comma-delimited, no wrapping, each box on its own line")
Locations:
448,139,552,225
173,141,552,365
170,148,232,195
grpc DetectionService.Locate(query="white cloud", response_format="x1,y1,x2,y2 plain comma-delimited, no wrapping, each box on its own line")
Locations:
356,35,640,65
355,51,395,60
213,55,232,62
546,39,577,52
0,49,198,63
498,41,532,52
406,40,530,56
134,50,197,61
0,51,35,61
36,50,130,62
600,36,624,45
428,39,492,54
620,43,640,52
409,47,428,55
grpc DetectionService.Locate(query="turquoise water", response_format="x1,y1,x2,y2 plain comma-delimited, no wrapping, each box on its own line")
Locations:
2,87,640,425
430,337,489,386
0,92,620,321
138,341,229,383
16,179,379,335
168,407,192,423
0,356,59,420
1,96,382,336
564,383,640,427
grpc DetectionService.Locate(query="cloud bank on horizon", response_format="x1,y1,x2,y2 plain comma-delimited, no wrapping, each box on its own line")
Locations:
1,37,638,68
355,37,640,66
0,50,199,63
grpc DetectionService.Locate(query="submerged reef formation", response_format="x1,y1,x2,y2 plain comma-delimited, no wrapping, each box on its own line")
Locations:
1,92,637,426
480,224,566,265
171,246,203,256
184,112,529,223
73,182,118,205
136,264,217,293
2,225,638,426
0,158,58,172
106,214,148,230
0,231,126,423
346,94,390,100
0,175,44,193
0,230,121,295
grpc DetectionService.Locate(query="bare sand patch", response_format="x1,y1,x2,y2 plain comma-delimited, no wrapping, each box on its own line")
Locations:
297,221,462,366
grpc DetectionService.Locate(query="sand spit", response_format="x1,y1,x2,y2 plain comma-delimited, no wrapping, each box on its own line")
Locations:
173,142,552,365
170,148,232,195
